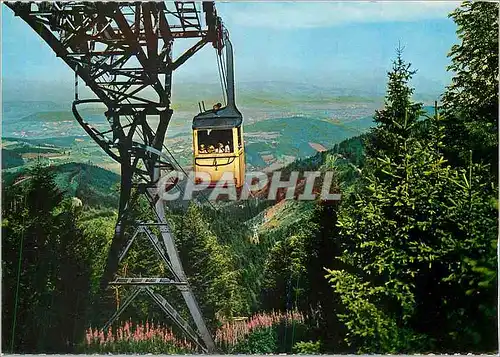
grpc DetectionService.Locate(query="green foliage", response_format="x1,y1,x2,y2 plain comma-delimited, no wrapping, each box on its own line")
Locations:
2,162,120,208
293,340,321,354
223,319,309,354
258,202,314,280
366,46,423,160
259,186,348,351
325,270,428,353
229,327,278,354
3,3,498,353
78,212,116,298
326,48,498,353
442,0,499,170
172,204,246,327
1,162,96,352
331,134,366,168
55,162,120,208
2,149,24,169
261,233,309,311
201,199,272,313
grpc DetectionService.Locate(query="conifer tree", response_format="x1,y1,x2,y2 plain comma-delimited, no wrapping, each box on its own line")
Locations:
2,163,94,352
441,0,499,170
173,204,246,327
326,50,497,353
366,46,423,161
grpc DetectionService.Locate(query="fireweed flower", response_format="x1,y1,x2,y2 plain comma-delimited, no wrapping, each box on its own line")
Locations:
84,312,304,352
214,310,305,347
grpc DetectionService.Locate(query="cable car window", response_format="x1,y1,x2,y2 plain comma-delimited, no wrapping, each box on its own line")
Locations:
237,126,242,149
198,129,234,154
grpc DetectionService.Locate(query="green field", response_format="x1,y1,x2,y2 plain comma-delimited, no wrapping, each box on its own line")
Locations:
243,116,362,168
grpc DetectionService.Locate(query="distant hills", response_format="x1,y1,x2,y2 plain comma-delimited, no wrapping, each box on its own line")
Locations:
1,80,440,175
244,115,362,168
2,82,381,170
3,79,442,109
2,162,120,208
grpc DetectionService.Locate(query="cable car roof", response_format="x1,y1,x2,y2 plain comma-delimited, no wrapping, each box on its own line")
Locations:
192,106,242,130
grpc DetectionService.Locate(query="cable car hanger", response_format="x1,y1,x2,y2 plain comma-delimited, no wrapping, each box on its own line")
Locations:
193,21,242,128
192,17,246,188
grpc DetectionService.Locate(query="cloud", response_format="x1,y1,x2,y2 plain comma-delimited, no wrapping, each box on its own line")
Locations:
217,1,461,29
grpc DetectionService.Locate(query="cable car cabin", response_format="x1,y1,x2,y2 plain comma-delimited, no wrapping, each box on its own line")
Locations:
192,27,244,188
192,106,245,188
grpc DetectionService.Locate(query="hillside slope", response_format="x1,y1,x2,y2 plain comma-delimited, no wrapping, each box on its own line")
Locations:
2,162,120,208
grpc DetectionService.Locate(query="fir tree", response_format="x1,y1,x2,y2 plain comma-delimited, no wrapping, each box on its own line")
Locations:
441,0,499,170
2,163,94,352
326,50,497,352
366,45,423,161
173,204,246,327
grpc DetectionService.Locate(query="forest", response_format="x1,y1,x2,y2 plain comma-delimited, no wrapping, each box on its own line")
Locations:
2,1,498,354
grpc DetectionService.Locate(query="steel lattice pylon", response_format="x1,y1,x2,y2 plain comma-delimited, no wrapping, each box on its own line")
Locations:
7,1,226,352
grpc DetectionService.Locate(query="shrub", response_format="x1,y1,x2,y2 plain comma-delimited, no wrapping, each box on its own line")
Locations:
293,340,322,354
230,326,278,354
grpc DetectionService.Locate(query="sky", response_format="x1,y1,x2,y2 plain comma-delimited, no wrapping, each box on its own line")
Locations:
1,1,461,102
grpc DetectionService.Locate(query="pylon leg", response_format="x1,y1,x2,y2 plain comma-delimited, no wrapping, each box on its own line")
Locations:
154,198,216,352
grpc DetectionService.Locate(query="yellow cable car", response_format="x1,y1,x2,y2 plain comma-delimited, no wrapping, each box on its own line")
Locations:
192,32,245,188
192,109,245,188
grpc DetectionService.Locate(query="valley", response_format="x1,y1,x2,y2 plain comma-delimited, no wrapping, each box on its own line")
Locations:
2,83,381,173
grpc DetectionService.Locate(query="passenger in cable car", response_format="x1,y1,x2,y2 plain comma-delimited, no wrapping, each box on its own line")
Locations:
225,141,231,153
217,142,224,153
212,102,222,112
199,144,207,154
208,145,215,154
